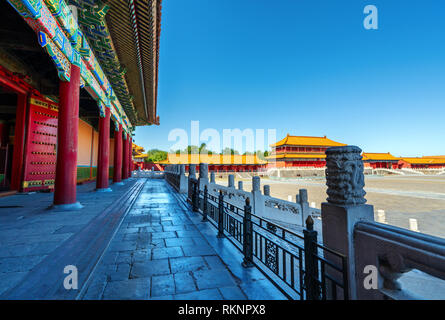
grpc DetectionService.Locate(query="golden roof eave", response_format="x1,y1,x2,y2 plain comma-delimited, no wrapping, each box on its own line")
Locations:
271,135,347,148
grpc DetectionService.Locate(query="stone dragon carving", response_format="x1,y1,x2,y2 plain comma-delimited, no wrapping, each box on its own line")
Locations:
325,146,367,205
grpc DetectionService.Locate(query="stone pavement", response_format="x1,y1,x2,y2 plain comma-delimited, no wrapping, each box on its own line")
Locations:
82,179,286,300
0,179,140,298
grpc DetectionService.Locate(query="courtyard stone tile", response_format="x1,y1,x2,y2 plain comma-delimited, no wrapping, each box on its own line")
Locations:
165,237,195,247
174,288,223,300
132,249,151,263
218,286,247,300
151,231,177,239
151,274,175,297
181,244,215,257
193,269,237,290
130,259,170,278
152,247,183,260
204,255,227,270
169,256,208,274
174,272,197,294
102,278,150,300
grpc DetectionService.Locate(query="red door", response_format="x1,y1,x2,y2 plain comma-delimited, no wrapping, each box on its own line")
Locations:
21,96,58,192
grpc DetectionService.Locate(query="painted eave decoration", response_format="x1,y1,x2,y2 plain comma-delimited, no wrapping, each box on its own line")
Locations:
6,0,161,131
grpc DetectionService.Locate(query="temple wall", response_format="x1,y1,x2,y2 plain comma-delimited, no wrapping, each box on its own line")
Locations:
77,119,97,182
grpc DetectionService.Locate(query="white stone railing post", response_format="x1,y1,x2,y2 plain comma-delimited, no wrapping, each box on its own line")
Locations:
251,176,265,218
228,174,235,188
199,163,209,190
298,189,310,225
263,185,270,196
189,164,196,179
321,146,374,300
179,164,187,194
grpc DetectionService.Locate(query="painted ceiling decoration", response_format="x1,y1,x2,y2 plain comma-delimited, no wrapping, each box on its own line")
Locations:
103,0,161,126
70,0,139,125
5,0,140,133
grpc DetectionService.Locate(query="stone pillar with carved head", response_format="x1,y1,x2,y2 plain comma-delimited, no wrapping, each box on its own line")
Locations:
321,146,374,300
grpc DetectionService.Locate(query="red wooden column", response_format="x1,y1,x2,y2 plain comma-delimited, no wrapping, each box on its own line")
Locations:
128,137,133,177
122,132,129,180
113,124,123,184
53,65,82,210
96,107,111,191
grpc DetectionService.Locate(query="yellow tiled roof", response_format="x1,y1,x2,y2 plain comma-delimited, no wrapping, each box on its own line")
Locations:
132,143,145,156
270,135,347,147
401,157,445,165
134,153,148,159
362,153,399,161
266,154,326,160
156,154,267,165
422,155,445,159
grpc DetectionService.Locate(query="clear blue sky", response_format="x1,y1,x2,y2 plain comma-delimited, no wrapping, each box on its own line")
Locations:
134,0,445,157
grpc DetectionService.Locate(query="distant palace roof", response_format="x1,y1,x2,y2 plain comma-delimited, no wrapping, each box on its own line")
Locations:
401,157,445,165
155,154,267,165
270,135,347,147
362,153,400,161
132,143,145,157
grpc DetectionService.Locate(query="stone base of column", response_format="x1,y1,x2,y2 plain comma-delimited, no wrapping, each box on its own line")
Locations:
49,202,84,211
241,259,254,268
95,188,112,193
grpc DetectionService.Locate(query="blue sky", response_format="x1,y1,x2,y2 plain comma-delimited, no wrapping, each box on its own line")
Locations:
134,0,445,157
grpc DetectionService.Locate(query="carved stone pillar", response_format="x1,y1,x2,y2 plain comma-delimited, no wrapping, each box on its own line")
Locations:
321,146,374,300
325,146,367,205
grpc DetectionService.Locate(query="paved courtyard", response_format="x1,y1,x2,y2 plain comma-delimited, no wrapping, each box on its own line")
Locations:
0,178,284,300
82,179,285,300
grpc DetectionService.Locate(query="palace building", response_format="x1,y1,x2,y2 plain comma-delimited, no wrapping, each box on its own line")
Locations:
266,134,347,168
0,1,161,207
362,152,400,169
399,156,445,169
140,154,267,173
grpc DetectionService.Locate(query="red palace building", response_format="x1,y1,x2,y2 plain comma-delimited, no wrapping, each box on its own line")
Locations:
0,1,161,208
266,134,347,168
362,153,400,169
399,156,445,169
141,154,267,172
